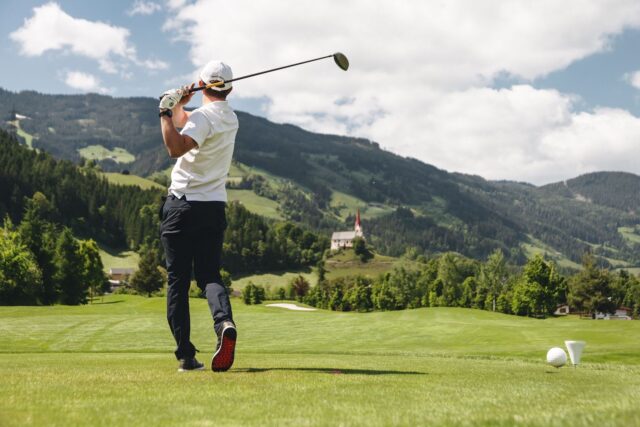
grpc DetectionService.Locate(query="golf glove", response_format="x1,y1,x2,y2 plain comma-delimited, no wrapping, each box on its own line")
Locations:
159,88,184,110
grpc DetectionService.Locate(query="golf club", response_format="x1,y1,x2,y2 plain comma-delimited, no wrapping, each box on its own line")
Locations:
190,52,349,93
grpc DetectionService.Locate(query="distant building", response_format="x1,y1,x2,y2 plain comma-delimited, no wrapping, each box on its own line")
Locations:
554,304,570,316
595,306,633,320
331,210,364,250
109,268,135,281
557,304,634,320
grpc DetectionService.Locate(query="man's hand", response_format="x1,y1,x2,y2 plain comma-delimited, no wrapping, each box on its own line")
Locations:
159,84,196,111
177,83,196,107
159,88,182,110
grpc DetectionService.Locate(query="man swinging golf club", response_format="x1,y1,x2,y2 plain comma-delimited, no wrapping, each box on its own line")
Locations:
158,60,237,372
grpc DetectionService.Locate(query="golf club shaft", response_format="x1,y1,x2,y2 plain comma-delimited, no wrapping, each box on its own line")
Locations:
190,54,335,93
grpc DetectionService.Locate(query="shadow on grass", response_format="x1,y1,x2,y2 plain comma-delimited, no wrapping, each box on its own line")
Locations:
233,367,426,376
90,299,125,305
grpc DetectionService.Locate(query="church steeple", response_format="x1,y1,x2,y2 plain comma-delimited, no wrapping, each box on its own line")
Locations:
354,208,363,236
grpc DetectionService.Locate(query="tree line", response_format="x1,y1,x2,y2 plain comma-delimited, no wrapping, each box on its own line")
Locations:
0,192,105,305
246,250,640,318
0,129,159,250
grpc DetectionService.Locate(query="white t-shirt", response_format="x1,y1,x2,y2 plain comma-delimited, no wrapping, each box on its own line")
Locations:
169,101,238,201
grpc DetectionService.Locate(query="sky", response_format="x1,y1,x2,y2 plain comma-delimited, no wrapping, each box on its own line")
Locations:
2,0,640,185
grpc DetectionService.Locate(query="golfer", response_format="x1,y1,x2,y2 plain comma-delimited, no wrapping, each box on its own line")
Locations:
158,61,237,372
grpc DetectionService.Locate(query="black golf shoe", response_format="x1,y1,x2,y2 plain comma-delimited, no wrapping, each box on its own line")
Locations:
211,321,237,372
178,357,205,372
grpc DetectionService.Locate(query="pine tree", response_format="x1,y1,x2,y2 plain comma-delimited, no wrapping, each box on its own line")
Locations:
291,275,310,301
568,253,616,316
130,245,163,297
78,239,106,302
53,228,87,305
0,223,42,305
18,192,57,304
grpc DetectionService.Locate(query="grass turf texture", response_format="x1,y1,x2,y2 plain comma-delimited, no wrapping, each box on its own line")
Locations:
1,296,639,426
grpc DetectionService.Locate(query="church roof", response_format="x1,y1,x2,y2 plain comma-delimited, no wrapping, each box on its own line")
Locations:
331,231,357,240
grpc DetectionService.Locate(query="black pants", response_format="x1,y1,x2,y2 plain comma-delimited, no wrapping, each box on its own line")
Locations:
160,195,233,360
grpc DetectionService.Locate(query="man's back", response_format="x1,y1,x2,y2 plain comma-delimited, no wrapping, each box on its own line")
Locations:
169,101,238,201
158,59,238,372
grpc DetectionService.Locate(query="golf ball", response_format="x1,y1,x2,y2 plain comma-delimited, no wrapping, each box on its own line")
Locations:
546,347,567,368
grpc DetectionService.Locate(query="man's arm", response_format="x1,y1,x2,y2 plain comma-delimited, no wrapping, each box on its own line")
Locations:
171,106,191,129
159,83,197,158
160,115,198,158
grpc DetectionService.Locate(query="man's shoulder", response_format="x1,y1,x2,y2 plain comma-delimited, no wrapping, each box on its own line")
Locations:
198,101,235,112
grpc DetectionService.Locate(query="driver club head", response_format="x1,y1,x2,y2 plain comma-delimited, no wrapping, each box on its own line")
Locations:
333,52,349,71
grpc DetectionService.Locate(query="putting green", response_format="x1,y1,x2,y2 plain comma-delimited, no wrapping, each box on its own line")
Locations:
1,296,639,426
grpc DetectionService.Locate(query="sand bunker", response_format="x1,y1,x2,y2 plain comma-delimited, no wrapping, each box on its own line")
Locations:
265,303,317,311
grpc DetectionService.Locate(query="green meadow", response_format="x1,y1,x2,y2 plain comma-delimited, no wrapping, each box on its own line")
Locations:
101,172,165,191
7,119,37,149
98,245,139,272
78,145,135,164
1,295,639,426
232,270,316,290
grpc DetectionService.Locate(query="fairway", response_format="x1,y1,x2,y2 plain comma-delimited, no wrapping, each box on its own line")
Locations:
1,297,639,426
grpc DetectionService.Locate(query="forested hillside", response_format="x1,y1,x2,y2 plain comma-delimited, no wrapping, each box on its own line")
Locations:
2,88,639,269
541,172,640,213
0,129,328,279
0,130,158,248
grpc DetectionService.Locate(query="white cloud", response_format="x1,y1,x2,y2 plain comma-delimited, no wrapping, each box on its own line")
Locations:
166,0,640,184
625,70,640,89
63,71,109,94
136,58,169,71
10,2,135,60
166,0,187,10
387,85,640,184
10,2,168,77
127,1,162,16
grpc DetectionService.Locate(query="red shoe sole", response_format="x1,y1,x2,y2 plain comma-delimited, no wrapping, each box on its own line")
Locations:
212,326,236,372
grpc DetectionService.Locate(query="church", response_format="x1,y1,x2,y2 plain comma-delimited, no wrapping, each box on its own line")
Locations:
331,209,364,250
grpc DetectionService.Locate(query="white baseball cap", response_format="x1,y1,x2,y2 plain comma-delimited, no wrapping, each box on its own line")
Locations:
199,60,233,91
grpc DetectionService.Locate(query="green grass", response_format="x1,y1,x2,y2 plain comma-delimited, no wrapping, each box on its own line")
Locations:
98,245,139,272
522,235,581,270
232,270,316,290
1,296,640,426
325,250,414,279
619,226,640,245
227,189,283,220
331,191,394,220
101,172,164,191
8,119,36,149
78,145,135,164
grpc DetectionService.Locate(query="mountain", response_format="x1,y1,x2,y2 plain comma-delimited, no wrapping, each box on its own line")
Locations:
2,88,639,270
541,172,640,213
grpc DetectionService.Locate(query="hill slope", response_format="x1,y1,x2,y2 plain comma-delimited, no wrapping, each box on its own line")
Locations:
541,171,640,213
2,88,639,268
